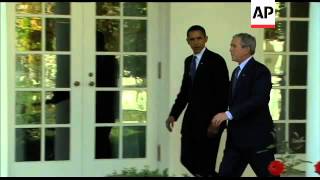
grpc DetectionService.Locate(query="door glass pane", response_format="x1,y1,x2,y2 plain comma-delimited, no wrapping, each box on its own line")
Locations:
263,21,286,52
289,89,306,120
45,128,70,160
123,55,146,87
45,91,70,124
123,2,147,17
16,92,41,125
16,17,42,51
290,3,309,18
96,2,120,16
96,91,120,123
264,55,286,86
96,20,120,52
289,123,306,154
45,2,70,15
122,90,147,123
96,55,120,87
289,55,307,86
269,89,285,121
290,21,308,52
16,2,42,14
275,2,286,18
46,18,70,51
274,123,285,154
44,55,70,88
16,128,41,161
95,127,119,159
16,54,42,88
123,20,146,52
123,126,146,158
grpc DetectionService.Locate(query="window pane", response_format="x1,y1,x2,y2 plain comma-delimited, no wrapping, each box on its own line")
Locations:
124,20,146,52
45,2,70,15
122,90,147,123
16,54,42,88
95,127,119,159
96,2,120,16
16,3,42,14
45,91,70,124
289,89,306,120
16,92,41,125
290,2,309,18
290,21,308,52
264,55,286,86
46,18,70,51
45,128,70,161
16,128,41,161
274,123,286,154
275,2,286,18
96,91,120,123
263,21,286,52
123,126,146,158
96,55,120,87
289,123,306,154
96,20,120,52
289,55,307,86
124,2,147,17
123,55,147,87
16,17,42,51
44,55,70,88
269,89,286,120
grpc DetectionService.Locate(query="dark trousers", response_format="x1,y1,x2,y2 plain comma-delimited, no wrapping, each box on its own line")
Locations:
218,146,277,177
180,130,223,177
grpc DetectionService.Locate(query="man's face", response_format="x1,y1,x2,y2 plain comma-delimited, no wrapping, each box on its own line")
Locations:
229,37,250,63
187,30,208,54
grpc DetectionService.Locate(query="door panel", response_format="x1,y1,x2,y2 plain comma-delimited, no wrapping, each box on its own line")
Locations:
10,3,83,176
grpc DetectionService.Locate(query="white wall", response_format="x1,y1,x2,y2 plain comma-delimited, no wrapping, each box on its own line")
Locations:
165,2,265,177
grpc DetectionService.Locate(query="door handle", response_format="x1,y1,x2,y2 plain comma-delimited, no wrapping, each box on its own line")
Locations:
74,81,80,86
89,81,95,86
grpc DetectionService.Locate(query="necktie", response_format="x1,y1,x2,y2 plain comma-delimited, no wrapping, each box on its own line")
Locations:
232,66,240,97
190,56,197,81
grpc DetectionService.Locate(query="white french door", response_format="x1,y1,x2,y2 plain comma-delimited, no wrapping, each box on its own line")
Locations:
7,2,160,176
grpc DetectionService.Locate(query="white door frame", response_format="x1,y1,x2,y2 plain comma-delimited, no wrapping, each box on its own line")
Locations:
1,2,164,176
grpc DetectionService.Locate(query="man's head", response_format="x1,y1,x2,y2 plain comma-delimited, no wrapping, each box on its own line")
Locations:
230,33,256,63
186,25,208,54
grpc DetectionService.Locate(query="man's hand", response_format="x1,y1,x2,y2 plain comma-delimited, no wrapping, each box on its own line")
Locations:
207,112,227,137
213,112,228,127
166,116,176,132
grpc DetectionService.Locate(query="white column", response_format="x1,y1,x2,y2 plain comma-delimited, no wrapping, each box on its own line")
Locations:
0,2,9,177
306,2,320,177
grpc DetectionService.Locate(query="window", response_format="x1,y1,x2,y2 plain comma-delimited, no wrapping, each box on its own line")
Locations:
264,2,309,155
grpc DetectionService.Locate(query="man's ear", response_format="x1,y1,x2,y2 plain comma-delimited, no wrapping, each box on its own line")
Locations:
186,38,190,45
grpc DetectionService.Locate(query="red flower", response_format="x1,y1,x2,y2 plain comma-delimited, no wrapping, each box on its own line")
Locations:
268,160,286,176
315,161,320,175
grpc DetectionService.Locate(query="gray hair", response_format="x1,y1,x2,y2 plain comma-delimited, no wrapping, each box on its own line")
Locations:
233,33,256,55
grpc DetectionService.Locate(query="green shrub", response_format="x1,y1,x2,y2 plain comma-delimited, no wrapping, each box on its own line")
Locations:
109,166,169,177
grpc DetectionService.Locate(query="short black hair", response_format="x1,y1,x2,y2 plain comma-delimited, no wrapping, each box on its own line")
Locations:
187,25,207,37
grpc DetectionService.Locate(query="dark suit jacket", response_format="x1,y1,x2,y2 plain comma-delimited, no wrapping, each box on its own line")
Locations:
169,48,229,139
227,58,275,150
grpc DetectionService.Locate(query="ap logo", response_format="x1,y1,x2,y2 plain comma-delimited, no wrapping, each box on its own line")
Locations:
251,0,275,28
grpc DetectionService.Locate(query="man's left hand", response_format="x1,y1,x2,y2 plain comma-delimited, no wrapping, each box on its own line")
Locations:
213,112,228,127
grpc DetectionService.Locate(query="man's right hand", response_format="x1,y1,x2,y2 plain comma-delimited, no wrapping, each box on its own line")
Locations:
166,116,176,132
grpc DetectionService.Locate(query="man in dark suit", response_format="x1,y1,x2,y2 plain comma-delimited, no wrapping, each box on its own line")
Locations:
210,33,276,177
165,25,229,177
